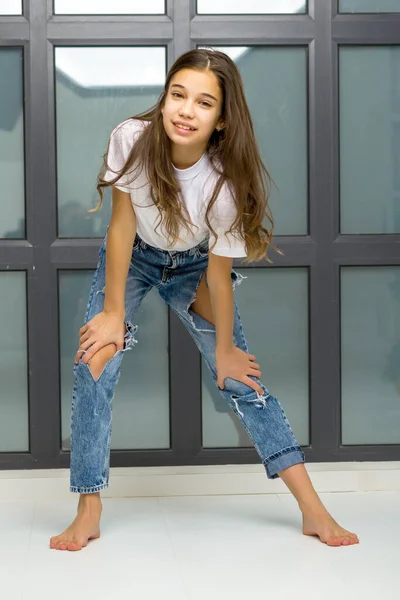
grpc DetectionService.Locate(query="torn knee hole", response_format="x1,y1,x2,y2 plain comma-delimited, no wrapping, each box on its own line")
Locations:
88,344,117,381
187,308,215,333
230,390,271,417
186,274,216,332
87,322,138,380
124,321,138,350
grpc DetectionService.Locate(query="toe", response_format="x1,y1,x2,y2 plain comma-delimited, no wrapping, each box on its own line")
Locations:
350,536,359,545
67,541,83,551
58,543,68,551
50,535,61,544
327,537,342,547
341,533,359,546
55,540,65,550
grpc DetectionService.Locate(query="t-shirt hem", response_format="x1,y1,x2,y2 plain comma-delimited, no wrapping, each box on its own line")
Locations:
210,247,247,258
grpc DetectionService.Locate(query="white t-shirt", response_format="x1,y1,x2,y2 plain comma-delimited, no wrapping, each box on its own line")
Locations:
103,118,247,258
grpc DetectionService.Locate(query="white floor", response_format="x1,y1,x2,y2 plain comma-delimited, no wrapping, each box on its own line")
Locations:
2,490,399,600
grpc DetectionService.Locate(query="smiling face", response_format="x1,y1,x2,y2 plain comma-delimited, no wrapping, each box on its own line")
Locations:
161,68,224,168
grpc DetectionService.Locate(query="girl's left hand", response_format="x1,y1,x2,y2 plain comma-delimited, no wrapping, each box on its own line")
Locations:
216,346,263,394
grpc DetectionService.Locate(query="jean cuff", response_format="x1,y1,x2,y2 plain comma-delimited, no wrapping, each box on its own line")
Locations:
70,482,109,494
263,447,305,480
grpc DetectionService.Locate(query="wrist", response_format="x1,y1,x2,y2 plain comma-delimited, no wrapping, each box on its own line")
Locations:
103,307,125,319
216,342,234,354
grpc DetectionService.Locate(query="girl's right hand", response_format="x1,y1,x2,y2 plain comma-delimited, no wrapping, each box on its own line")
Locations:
74,311,126,365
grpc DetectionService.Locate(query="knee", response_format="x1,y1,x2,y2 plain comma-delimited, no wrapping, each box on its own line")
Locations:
222,376,260,397
88,344,117,381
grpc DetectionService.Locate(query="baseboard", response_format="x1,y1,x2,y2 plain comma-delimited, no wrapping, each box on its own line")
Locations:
0,462,399,500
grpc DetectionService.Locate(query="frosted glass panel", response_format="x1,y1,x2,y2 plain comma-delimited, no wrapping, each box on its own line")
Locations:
0,273,28,452
340,0,400,12
0,49,25,239
340,47,400,233
54,0,165,14
59,271,170,450
55,47,165,237
211,46,308,235
341,267,400,444
1,0,22,15
202,269,309,448
198,0,306,14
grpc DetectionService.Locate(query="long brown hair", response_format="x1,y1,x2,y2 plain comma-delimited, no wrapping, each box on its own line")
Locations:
97,48,277,262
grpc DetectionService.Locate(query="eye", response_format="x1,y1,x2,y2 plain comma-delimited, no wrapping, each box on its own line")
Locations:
171,92,183,98
200,101,212,108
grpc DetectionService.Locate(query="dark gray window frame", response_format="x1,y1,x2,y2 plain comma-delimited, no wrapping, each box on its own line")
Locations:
0,0,399,470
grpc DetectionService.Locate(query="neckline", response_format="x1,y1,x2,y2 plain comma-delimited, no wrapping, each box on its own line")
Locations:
172,152,207,181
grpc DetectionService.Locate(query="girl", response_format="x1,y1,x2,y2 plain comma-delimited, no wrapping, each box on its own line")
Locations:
50,49,358,551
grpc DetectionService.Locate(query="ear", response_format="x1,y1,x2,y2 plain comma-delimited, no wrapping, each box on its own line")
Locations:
216,120,225,132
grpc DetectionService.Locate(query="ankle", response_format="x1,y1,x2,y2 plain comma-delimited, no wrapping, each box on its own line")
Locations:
298,498,327,516
78,493,102,511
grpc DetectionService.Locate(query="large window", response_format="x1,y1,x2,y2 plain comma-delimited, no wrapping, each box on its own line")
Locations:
59,272,170,451
209,46,308,235
55,46,165,238
197,0,307,14
340,46,400,234
0,273,28,452
341,267,400,445
54,0,165,15
0,48,25,239
0,0,399,468
339,0,400,13
1,0,22,15
203,269,309,448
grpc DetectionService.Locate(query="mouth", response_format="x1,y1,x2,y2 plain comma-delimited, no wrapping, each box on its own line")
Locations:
173,121,197,134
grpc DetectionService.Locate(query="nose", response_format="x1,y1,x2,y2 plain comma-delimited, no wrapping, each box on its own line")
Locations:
179,98,195,119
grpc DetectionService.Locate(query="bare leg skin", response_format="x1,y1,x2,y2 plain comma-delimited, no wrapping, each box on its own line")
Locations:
279,464,359,547
49,493,102,551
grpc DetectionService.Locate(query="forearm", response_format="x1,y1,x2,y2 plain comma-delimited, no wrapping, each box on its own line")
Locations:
208,274,235,353
103,221,136,317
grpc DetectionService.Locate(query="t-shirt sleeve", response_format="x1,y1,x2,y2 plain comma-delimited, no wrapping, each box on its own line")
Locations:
207,183,247,258
102,119,144,193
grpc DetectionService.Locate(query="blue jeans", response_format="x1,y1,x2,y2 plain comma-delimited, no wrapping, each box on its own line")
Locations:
70,234,305,493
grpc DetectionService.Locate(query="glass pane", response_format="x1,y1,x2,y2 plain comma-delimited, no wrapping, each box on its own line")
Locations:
59,270,170,450
55,47,165,237
0,0,22,15
210,46,308,235
0,49,25,239
202,269,309,448
54,0,165,14
340,0,400,12
198,0,307,14
340,46,400,234
0,273,28,452
341,267,400,444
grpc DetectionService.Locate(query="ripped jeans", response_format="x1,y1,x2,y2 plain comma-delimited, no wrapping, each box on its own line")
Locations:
70,234,305,493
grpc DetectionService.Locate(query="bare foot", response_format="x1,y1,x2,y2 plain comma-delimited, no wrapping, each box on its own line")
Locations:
50,493,102,551
302,506,359,547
